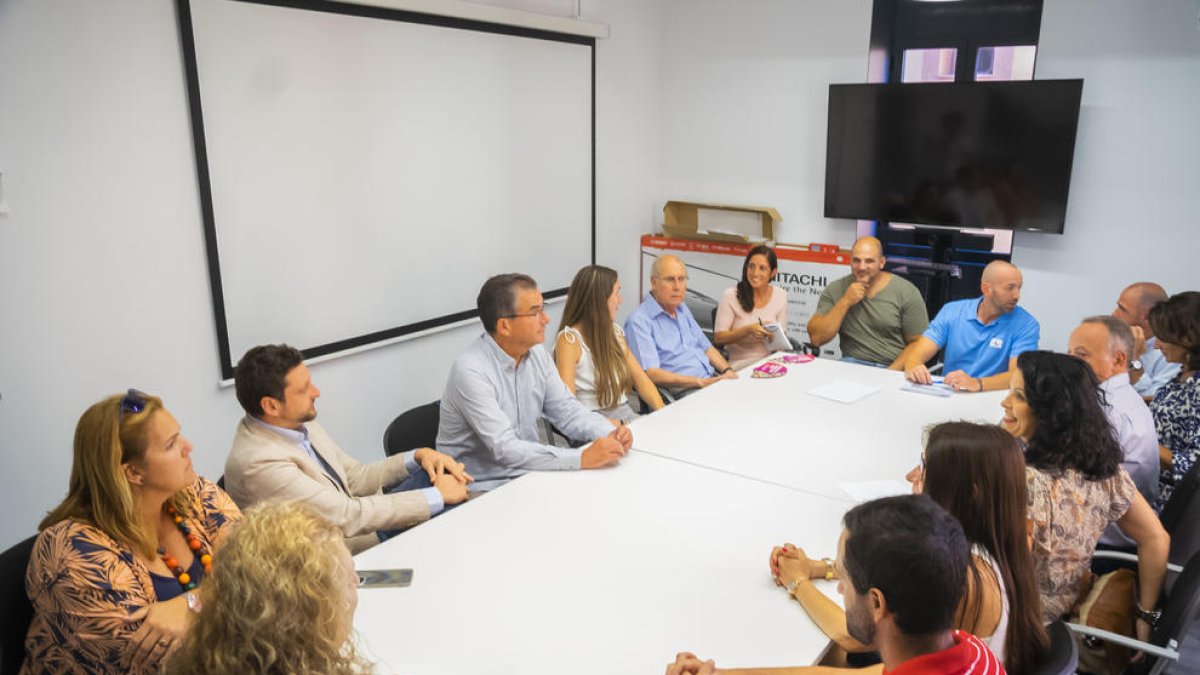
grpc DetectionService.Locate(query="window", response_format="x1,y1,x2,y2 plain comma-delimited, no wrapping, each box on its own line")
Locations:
901,47,958,83
975,45,1037,81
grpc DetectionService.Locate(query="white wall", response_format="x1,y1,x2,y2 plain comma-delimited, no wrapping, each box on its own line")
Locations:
1013,0,1200,350
657,0,873,246
0,0,662,549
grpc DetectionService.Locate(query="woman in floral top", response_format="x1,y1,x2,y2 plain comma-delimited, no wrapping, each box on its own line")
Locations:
22,391,240,674
1002,351,1168,641
1148,291,1200,510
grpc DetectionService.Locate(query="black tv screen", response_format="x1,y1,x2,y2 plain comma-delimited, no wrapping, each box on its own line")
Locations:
824,80,1083,234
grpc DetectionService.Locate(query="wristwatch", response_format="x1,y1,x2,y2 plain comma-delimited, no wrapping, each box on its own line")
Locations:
719,367,733,374
1134,602,1161,627
1130,359,1144,372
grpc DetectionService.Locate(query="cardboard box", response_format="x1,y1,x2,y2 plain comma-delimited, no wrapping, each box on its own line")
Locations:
661,200,780,245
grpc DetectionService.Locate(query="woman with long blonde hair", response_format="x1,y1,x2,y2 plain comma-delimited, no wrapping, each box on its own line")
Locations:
166,501,371,675
23,390,240,674
556,265,663,420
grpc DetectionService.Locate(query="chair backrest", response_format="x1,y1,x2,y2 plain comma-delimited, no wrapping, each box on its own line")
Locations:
1027,619,1079,675
0,535,38,675
1151,549,1200,653
383,401,441,457
1159,459,1200,567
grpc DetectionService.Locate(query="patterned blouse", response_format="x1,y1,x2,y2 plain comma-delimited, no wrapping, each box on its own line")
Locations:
21,477,240,675
1151,371,1200,510
1026,466,1135,622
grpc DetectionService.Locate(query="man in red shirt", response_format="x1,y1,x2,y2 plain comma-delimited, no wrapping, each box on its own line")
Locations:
666,495,1005,675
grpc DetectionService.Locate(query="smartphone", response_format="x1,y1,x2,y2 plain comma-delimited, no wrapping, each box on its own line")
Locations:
357,568,414,588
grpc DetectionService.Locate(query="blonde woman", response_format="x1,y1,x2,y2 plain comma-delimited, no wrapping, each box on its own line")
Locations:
166,501,369,675
23,390,240,674
556,265,664,421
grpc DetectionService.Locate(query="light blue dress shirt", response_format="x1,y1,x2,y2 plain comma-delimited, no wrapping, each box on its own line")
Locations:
623,294,714,378
1134,338,1182,398
1098,372,1160,547
923,297,1040,378
437,333,613,491
247,417,443,513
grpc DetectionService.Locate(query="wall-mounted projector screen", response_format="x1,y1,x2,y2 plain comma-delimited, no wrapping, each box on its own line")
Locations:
177,0,595,379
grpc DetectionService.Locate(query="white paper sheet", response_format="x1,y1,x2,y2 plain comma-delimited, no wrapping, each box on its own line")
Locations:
807,380,880,404
839,479,913,502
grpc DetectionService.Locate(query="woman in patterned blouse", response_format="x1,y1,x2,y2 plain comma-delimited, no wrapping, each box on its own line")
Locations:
1147,291,1200,510
1002,351,1168,640
22,391,241,674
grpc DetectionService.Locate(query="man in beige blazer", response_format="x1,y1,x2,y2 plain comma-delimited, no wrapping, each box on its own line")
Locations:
225,344,471,553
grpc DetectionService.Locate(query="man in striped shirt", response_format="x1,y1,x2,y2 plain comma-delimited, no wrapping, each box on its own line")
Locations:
666,495,1005,675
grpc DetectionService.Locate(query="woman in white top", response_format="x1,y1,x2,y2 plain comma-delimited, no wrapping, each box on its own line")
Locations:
713,245,789,370
768,422,1048,673
555,265,663,420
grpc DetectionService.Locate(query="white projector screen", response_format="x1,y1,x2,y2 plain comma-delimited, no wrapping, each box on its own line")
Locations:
178,0,595,379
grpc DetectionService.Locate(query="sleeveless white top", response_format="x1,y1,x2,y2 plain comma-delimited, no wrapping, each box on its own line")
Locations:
558,323,628,413
972,544,1009,666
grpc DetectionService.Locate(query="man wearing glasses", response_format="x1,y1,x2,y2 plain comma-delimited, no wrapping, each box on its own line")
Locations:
438,273,632,492
625,255,737,396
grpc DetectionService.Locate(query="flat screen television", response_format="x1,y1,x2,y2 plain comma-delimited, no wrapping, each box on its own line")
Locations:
824,79,1083,234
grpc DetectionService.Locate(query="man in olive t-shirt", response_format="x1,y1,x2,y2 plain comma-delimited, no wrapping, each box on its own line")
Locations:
807,237,928,367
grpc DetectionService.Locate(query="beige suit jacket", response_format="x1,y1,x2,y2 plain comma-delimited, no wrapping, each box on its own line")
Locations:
224,416,430,553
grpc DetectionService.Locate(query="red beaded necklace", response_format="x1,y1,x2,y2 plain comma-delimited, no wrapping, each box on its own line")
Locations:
156,504,213,591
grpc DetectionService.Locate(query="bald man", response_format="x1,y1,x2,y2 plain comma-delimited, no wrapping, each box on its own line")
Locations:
1112,282,1180,399
901,260,1040,392
807,237,928,367
625,255,737,395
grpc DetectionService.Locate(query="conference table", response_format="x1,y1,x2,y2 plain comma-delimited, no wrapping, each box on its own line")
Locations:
351,357,1008,674
632,356,1007,500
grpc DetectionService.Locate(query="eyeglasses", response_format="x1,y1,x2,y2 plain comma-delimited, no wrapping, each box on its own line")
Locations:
119,389,149,421
655,275,688,286
502,306,547,320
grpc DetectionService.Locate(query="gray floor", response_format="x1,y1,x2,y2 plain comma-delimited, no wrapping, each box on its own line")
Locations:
1168,621,1200,674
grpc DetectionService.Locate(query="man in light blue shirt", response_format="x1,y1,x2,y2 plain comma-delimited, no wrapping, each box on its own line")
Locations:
438,273,632,491
1068,318,1160,546
902,260,1039,392
1112,282,1181,400
624,255,737,395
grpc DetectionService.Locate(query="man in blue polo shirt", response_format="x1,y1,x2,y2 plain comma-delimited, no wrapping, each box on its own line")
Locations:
625,254,737,396
901,260,1039,392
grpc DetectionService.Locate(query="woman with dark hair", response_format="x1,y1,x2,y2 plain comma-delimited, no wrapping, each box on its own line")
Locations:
23,390,240,674
1004,351,1169,635
714,245,788,370
762,421,1046,672
1147,291,1200,510
556,265,663,420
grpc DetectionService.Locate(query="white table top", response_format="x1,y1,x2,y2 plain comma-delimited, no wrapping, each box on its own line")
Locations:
628,356,1007,502
352,451,850,675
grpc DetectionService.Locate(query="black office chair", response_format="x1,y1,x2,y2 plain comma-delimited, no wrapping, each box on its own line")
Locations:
1159,461,1200,567
1028,619,1080,675
216,474,225,490
383,401,441,457
1069,549,1200,675
0,535,38,675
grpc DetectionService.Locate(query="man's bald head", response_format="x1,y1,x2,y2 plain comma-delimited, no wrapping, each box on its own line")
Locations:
1114,282,1168,333
849,237,886,286
851,237,883,258
980,261,1023,316
650,255,688,313
981,260,1020,285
